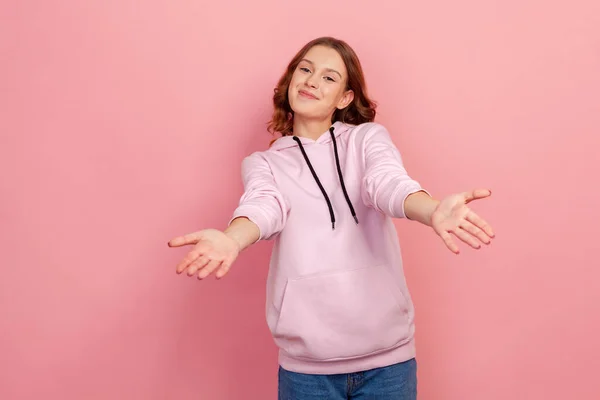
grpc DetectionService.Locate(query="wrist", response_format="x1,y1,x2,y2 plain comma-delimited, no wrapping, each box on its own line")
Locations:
224,229,243,253
426,200,440,226
405,190,439,226
224,216,260,252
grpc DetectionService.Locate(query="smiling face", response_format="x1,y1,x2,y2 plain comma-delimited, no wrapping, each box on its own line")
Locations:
287,45,355,123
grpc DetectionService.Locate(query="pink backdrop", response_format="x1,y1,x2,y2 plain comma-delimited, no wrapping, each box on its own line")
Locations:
2,1,599,399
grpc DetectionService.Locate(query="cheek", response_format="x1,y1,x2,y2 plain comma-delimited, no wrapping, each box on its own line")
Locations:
323,86,341,104
289,72,303,88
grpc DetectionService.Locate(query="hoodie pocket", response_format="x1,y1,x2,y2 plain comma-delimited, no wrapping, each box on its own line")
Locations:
272,265,411,361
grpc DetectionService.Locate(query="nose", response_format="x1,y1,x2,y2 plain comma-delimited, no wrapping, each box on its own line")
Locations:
304,74,318,89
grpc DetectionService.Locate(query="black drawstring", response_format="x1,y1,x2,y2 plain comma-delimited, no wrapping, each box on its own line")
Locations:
292,126,359,230
329,127,359,224
293,136,336,229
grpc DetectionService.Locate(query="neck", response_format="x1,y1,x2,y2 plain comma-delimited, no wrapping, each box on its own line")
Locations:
292,116,333,141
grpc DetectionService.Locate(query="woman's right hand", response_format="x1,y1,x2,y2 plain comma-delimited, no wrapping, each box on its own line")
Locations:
168,229,240,279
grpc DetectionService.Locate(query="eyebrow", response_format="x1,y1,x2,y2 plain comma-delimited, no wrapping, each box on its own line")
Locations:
300,59,343,79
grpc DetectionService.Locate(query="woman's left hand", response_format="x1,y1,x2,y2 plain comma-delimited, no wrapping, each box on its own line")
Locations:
431,189,495,254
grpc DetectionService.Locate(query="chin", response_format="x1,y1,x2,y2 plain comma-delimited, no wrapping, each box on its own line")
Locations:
290,102,314,116
291,101,325,118
292,109,325,121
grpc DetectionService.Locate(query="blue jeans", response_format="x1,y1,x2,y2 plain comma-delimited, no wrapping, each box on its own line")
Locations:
278,358,417,399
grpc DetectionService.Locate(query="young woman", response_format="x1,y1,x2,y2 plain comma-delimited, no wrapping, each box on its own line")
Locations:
168,36,494,399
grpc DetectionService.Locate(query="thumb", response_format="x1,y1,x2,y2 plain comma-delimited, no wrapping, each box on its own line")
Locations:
168,231,205,247
464,188,492,204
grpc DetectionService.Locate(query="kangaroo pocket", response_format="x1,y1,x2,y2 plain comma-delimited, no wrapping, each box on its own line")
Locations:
272,265,411,361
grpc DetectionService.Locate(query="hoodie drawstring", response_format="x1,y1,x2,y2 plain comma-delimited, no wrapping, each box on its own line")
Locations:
292,126,359,230
329,127,359,225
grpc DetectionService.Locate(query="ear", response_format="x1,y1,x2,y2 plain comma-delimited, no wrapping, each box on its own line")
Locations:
336,89,354,110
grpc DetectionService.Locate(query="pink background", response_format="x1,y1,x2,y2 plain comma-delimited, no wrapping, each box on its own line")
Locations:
2,1,599,399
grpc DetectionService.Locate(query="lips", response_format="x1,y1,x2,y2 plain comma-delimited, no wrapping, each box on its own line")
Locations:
298,89,318,100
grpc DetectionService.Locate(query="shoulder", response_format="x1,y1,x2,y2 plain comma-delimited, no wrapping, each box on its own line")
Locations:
243,149,269,162
238,150,274,176
346,122,392,143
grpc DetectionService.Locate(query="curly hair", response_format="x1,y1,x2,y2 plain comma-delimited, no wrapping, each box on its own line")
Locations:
267,37,377,138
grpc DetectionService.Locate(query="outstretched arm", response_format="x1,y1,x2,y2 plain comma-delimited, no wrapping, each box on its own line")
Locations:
361,123,495,254
168,152,289,279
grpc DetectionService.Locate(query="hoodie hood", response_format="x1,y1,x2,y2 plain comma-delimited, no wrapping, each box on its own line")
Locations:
269,121,352,151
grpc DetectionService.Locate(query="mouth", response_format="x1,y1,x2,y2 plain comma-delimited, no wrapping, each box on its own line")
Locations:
298,89,318,100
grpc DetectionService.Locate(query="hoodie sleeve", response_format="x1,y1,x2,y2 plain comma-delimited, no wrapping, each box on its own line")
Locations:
361,124,429,218
229,152,290,241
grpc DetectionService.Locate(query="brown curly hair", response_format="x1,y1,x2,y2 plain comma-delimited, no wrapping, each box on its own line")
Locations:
267,37,377,138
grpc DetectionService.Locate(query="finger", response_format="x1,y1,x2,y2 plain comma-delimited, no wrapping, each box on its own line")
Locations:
438,230,460,254
215,259,234,279
197,259,222,280
453,227,482,250
187,256,210,276
168,232,204,247
175,250,202,274
466,211,495,238
464,188,492,204
460,220,492,245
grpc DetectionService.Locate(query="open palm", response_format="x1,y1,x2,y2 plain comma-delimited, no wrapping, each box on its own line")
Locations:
431,189,495,254
168,229,240,279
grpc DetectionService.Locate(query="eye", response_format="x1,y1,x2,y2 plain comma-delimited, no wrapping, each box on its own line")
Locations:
324,76,336,82
299,67,311,73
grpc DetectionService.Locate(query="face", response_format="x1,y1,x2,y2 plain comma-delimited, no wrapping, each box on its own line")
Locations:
287,45,354,121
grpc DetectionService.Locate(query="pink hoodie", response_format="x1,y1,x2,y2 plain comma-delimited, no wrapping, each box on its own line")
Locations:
230,121,427,374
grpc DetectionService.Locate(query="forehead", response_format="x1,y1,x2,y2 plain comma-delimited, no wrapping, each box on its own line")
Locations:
301,45,347,75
